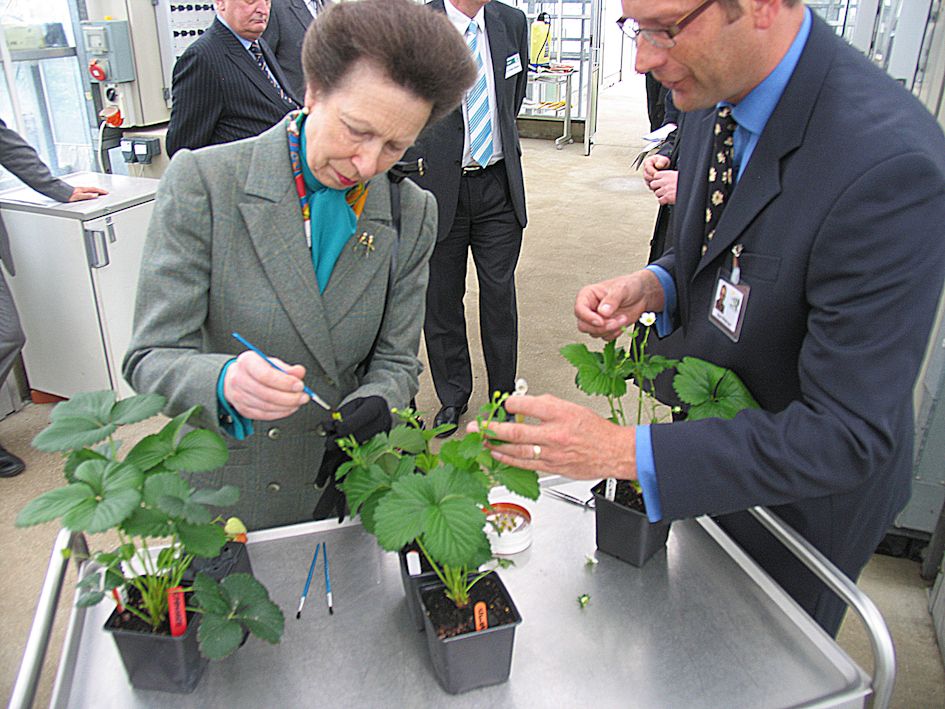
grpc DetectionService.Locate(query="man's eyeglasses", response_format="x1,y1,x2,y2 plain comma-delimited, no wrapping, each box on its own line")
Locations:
617,0,718,49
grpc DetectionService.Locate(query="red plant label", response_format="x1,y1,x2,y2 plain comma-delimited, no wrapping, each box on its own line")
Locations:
111,587,125,612
474,601,488,631
168,587,187,637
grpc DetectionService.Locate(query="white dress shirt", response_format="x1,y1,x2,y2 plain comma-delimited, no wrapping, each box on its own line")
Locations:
444,0,504,166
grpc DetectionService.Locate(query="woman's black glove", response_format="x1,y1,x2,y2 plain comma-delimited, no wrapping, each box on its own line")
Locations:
312,396,391,521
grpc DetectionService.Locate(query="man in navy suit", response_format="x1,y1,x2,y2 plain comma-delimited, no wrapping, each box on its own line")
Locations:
475,0,945,636
166,0,299,157
262,0,330,100
406,0,529,436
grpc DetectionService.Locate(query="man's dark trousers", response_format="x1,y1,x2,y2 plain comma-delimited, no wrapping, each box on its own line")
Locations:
424,162,521,407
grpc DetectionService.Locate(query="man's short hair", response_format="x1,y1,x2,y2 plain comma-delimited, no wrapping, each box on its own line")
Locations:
716,0,803,19
302,0,476,126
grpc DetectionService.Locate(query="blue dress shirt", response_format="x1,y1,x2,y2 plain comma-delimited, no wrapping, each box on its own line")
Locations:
636,9,813,522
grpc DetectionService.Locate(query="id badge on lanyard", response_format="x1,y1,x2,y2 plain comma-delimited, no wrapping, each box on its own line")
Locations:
709,244,750,342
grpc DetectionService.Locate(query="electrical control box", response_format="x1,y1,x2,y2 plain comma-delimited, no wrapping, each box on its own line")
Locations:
80,20,136,84
81,1,217,129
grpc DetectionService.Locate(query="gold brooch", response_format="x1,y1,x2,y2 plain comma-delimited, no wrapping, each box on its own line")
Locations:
355,232,375,256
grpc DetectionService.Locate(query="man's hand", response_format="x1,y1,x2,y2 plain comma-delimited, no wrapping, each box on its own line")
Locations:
68,186,109,202
650,169,678,205
642,154,671,189
574,270,665,340
223,350,310,420
467,394,637,481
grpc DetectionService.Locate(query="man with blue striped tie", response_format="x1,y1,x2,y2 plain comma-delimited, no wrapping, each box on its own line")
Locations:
407,0,529,436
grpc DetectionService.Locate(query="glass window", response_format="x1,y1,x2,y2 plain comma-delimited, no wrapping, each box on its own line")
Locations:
0,0,92,191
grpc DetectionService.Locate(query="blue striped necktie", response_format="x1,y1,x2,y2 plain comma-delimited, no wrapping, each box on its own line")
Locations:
465,20,494,167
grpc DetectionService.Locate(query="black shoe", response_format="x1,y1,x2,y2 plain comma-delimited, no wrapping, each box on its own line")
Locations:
0,446,25,478
433,405,468,438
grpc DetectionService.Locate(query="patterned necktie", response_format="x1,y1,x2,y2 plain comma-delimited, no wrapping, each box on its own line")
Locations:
465,20,494,167
703,106,737,254
249,41,291,104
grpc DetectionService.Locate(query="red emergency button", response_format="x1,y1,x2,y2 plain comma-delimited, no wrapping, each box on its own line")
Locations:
88,60,107,81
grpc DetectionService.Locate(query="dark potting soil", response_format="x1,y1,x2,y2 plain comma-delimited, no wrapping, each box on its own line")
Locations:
421,575,517,640
592,479,646,514
104,587,195,636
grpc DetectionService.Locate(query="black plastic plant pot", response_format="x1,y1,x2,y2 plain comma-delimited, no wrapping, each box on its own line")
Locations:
104,608,208,694
419,573,522,695
186,540,253,582
398,547,437,632
592,483,671,567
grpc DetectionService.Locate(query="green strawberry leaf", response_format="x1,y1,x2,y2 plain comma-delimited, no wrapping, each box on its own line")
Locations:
50,391,116,423
110,393,165,425
165,429,229,472
197,613,245,660
388,425,427,454
491,464,540,501
673,357,759,421
32,416,116,452
372,472,432,552
177,520,226,558
125,434,175,473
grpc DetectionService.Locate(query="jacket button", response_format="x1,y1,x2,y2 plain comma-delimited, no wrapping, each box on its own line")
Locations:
267,482,281,492
267,427,282,440
314,424,326,437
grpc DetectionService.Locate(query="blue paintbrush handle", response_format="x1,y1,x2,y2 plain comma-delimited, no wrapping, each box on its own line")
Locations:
322,541,333,614
297,541,321,619
231,332,330,410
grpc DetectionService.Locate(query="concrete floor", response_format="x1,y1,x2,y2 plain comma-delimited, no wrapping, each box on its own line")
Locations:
2,76,944,707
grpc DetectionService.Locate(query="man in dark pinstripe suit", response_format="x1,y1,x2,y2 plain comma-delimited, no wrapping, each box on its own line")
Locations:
166,0,300,157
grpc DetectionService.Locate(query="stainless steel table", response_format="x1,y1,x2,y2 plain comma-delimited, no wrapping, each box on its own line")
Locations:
21,479,883,708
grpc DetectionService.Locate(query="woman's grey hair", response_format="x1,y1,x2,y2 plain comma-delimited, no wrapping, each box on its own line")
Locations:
302,0,477,126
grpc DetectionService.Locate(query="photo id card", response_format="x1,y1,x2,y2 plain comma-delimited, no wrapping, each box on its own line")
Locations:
709,272,750,342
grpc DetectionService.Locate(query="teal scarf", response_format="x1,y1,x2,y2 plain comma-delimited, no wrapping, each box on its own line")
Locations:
299,123,357,292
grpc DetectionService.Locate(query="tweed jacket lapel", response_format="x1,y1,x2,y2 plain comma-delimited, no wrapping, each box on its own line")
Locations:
239,124,340,380
322,176,397,330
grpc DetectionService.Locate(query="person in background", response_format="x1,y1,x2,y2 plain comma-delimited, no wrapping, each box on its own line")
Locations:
0,119,107,477
642,88,681,262
125,0,475,530
166,0,300,157
406,0,529,437
472,0,945,636
644,72,669,132
263,0,332,100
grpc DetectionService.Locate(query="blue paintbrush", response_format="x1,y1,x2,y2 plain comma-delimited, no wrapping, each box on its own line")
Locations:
297,541,320,619
231,332,331,410
322,541,333,615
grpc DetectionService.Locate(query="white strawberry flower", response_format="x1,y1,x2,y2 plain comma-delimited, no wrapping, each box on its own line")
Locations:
639,312,656,327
